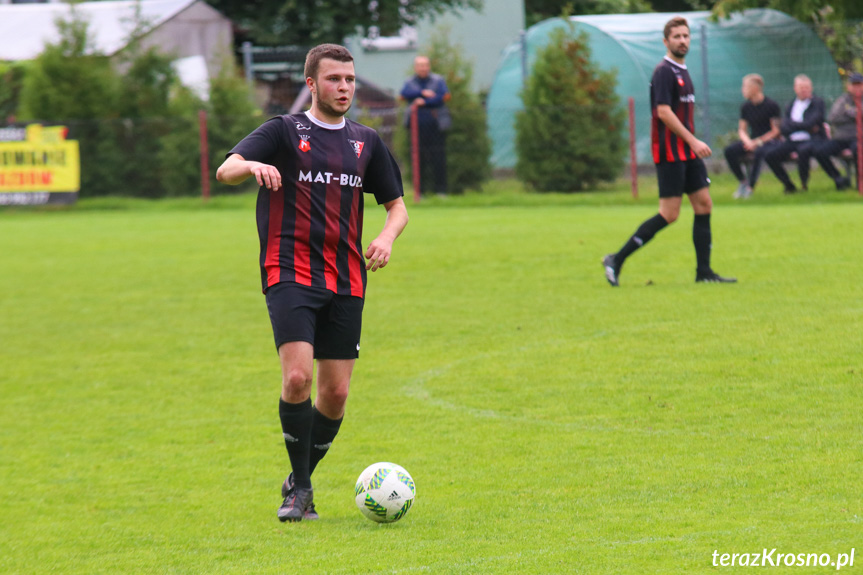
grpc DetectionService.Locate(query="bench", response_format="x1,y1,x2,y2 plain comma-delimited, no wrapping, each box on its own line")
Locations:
741,123,858,190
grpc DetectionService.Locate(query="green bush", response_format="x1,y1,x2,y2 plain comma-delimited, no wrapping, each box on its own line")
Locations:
158,87,205,197
18,13,124,197
207,57,263,194
398,28,491,195
118,48,180,197
515,25,625,192
0,61,28,122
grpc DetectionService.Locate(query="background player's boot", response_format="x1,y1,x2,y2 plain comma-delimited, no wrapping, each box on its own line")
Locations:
282,474,319,520
695,270,737,283
602,254,621,287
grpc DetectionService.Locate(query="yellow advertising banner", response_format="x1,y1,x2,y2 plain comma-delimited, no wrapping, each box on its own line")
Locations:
0,125,80,193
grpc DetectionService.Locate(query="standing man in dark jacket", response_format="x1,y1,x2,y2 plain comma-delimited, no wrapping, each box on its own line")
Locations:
764,74,826,193
400,56,451,195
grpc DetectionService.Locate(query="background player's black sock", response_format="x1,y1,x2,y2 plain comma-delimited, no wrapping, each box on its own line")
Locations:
279,398,313,489
308,407,343,477
616,213,669,264
693,213,712,274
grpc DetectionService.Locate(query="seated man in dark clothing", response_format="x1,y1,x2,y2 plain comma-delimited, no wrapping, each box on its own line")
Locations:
810,71,863,190
764,74,826,193
724,74,782,199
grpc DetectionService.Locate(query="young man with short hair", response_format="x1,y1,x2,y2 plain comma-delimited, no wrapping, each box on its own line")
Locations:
723,74,782,199
603,17,735,286
216,44,409,522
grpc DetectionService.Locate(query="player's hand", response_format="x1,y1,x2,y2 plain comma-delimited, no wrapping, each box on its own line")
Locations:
249,162,281,190
691,139,712,158
742,138,757,152
421,89,436,99
412,98,426,107
365,237,393,272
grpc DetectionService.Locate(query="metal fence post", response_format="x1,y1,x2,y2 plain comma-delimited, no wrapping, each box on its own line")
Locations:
629,97,638,198
856,95,862,195
700,24,711,148
242,41,254,90
410,104,421,201
520,30,528,85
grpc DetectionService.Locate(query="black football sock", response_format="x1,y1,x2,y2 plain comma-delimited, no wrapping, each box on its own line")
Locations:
308,407,343,477
615,213,669,265
693,213,712,274
279,398,314,489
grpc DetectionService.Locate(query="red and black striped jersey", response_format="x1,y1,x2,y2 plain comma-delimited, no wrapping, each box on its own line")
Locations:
650,57,697,164
229,112,403,298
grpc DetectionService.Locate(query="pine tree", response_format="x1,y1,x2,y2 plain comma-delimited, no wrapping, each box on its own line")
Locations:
515,25,625,192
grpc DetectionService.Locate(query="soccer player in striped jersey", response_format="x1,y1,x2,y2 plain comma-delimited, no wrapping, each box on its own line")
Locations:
603,17,735,286
217,44,409,522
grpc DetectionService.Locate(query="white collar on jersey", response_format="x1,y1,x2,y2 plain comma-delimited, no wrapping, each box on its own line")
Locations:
663,55,687,70
304,110,345,130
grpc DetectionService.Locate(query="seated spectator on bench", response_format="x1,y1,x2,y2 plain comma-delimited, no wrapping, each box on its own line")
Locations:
810,71,863,191
724,74,782,199
764,74,826,194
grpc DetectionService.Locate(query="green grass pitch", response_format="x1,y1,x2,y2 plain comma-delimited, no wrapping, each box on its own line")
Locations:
1,175,861,574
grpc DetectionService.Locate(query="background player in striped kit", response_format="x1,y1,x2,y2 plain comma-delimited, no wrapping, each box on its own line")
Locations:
216,44,409,522
603,16,735,286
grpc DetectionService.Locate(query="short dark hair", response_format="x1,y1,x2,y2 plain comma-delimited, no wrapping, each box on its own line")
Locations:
664,17,689,39
304,44,354,80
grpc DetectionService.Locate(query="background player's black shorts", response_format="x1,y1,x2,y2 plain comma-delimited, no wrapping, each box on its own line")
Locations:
265,282,364,360
655,158,710,198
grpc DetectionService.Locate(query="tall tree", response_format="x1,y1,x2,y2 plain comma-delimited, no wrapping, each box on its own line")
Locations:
712,0,863,72
515,25,625,192
205,0,482,46
713,0,863,20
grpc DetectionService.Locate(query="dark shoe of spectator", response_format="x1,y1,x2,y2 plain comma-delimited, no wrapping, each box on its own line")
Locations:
835,176,851,191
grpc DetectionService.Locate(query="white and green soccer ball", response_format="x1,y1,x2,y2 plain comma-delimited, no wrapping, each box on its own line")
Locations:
354,462,416,523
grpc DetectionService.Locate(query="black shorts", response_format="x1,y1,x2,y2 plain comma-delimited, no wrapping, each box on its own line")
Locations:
264,282,364,360
655,159,710,198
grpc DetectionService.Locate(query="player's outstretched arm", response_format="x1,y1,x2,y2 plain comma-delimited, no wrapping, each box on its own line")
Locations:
365,197,408,272
216,153,282,190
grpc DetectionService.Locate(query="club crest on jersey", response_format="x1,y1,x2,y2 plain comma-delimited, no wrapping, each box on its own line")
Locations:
298,135,311,152
348,139,364,158
677,76,685,87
